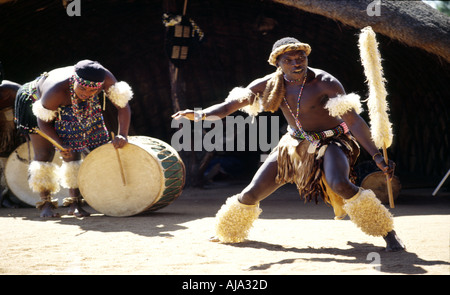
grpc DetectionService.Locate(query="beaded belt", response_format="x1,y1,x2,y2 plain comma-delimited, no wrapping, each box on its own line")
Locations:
287,121,349,142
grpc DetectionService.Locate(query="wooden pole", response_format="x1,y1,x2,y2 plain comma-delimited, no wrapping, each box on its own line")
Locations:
111,132,126,186
34,128,67,152
383,144,395,208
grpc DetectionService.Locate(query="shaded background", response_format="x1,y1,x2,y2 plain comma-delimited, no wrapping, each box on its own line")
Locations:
1,0,449,189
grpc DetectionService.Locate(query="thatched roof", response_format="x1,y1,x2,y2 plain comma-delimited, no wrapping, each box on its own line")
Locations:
274,0,450,63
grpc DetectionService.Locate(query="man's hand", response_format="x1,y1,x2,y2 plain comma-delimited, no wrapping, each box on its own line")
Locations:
172,109,204,122
373,153,395,180
112,134,128,149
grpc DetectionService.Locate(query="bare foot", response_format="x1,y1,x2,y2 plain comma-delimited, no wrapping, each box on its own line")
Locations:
40,202,60,218
383,230,405,252
68,202,90,217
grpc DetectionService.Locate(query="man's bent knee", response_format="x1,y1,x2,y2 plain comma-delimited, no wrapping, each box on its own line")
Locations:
326,178,358,199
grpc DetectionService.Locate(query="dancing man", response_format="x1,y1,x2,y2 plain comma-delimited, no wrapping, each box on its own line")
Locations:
173,37,404,251
15,60,132,217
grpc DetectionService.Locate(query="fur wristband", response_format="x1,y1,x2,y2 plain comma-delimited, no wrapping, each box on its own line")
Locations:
32,100,58,122
106,81,133,108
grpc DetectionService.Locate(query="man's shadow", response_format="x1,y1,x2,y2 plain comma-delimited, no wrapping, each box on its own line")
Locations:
229,240,449,274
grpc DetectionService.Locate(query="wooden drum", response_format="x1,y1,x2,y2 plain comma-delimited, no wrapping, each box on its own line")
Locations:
4,142,70,207
78,136,185,216
356,161,401,204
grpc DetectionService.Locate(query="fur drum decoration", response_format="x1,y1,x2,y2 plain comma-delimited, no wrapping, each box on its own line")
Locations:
214,195,262,243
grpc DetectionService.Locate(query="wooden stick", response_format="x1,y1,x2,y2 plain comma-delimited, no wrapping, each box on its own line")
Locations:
111,132,126,186
383,144,395,208
34,128,68,152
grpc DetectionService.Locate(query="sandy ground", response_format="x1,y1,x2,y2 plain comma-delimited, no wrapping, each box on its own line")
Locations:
0,182,449,276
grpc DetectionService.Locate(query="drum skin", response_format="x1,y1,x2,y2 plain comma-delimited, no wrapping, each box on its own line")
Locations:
4,142,70,207
361,171,401,204
78,136,185,217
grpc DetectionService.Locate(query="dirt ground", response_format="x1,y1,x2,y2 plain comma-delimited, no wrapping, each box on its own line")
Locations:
0,181,449,276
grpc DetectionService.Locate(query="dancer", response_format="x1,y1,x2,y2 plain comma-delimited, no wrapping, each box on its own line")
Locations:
15,60,132,217
173,37,404,251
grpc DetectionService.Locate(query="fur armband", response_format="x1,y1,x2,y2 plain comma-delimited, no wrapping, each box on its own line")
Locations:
32,100,58,122
106,81,133,108
60,160,82,189
28,161,60,194
325,93,363,118
225,87,262,117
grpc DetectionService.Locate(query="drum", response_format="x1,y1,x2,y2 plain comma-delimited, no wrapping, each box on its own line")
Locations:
78,136,185,217
4,142,70,207
356,161,401,204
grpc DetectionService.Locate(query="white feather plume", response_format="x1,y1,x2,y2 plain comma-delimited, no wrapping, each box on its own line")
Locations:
358,26,393,149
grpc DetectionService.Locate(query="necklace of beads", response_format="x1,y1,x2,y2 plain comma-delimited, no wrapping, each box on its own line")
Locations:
69,75,96,130
283,73,305,83
283,70,308,130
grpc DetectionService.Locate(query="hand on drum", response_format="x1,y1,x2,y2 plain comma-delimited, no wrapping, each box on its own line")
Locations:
373,154,395,180
112,134,128,149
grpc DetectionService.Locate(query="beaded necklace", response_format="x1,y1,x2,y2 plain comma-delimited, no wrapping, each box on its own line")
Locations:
283,70,307,131
69,75,96,130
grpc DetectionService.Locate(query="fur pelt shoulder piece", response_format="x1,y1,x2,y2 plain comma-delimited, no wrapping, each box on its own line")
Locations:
324,93,363,118
32,100,58,122
106,81,133,108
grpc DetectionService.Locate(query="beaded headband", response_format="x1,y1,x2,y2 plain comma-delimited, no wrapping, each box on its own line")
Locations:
73,73,104,89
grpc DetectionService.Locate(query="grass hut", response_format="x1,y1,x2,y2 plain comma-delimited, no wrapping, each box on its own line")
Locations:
0,0,448,188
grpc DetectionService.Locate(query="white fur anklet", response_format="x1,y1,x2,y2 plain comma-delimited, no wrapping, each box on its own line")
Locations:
343,188,394,237
28,161,60,194
60,160,82,189
214,195,262,243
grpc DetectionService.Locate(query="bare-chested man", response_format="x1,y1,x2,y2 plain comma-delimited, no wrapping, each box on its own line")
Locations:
173,37,404,252
15,60,132,218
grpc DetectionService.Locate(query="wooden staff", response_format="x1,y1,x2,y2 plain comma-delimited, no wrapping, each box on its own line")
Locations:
358,26,395,208
111,132,126,186
33,128,68,152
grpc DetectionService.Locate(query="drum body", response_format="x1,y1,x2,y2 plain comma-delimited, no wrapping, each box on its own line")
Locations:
78,136,185,216
4,142,70,207
356,161,401,204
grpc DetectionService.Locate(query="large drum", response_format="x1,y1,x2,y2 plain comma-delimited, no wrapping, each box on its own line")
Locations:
4,142,70,207
78,136,185,217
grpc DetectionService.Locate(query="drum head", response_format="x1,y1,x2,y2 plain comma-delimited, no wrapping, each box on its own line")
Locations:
78,142,164,217
4,143,70,207
361,171,401,204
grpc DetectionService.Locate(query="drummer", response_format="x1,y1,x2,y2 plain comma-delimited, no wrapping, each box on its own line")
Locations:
1,62,22,207
14,60,132,217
